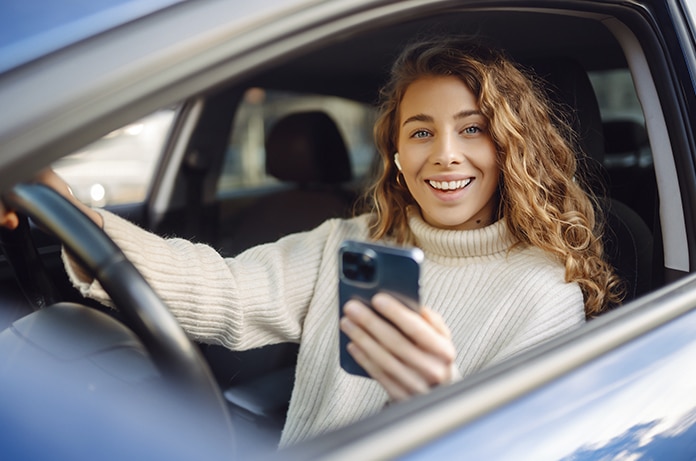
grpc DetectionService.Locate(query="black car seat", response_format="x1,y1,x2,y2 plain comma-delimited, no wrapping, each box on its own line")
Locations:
528,59,654,304
218,110,356,256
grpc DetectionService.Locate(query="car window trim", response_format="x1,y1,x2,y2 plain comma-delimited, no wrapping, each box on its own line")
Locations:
150,98,205,224
605,17,688,273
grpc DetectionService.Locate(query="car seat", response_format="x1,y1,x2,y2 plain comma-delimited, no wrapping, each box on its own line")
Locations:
218,110,356,256
528,59,654,304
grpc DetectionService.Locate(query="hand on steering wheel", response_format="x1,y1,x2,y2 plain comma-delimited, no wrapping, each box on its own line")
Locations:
1,169,103,230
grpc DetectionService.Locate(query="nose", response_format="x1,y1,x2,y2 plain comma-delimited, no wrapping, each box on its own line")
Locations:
431,132,462,167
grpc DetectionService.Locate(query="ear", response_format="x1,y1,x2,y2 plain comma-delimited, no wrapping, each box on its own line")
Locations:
394,152,402,171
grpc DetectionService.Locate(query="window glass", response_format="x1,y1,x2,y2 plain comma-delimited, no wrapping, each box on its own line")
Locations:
216,88,377,197
589,69,644,123
589,69,651,168
53,109,176,206
589,68,655,233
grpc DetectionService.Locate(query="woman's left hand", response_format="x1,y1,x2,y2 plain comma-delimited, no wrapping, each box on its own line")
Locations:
340,293,458,402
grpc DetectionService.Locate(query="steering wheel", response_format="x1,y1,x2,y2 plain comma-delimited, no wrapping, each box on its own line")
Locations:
1,183,231,421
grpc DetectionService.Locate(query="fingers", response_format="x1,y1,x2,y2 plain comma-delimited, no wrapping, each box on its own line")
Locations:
341,308,432,399
372,294,455,363
36,169,104,228
420,306,452,339
1,169,71,231
0,206,19,230
340,295,457,401
0,194,18,230
1,169,102,230
343,322,428,400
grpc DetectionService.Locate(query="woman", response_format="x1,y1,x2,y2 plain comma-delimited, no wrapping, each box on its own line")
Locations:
0,37,621,446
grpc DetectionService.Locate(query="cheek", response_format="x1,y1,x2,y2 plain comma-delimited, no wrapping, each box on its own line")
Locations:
396,147,425,172
485,156,501,179
479,143,500,176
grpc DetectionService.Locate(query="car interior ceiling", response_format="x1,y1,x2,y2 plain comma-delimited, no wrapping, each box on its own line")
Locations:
0,4,664,452
249,11,626,103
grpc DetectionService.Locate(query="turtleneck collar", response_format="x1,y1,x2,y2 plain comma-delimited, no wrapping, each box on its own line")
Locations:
408,211,518,259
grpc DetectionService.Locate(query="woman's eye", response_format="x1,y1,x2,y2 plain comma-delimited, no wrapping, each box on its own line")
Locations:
463,125,482,135
412,130,430,139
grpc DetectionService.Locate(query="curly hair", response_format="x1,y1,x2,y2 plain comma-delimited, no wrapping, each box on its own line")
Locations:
364,37,623,317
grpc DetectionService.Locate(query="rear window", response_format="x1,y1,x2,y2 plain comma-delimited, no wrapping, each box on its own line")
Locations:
216,88,377,197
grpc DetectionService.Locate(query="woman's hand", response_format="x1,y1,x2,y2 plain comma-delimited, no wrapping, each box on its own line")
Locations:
0,198,19,230
340,293,458,402
0,169,103,230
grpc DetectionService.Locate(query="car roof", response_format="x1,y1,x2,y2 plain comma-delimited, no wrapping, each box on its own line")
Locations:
0,0,184,74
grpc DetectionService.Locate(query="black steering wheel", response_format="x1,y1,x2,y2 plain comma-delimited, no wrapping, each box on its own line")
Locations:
1,183,231,421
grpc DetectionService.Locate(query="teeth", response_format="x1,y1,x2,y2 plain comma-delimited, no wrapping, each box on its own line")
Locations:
428,178,472,190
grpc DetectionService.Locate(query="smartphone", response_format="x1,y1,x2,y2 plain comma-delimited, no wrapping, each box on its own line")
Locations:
338,240,424,377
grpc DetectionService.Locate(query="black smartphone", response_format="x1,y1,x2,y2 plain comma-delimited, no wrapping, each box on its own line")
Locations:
338,240,424,377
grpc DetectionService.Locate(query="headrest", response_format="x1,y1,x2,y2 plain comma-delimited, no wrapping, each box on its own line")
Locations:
528,59,605,165
265,111,353,184
603,120,648,153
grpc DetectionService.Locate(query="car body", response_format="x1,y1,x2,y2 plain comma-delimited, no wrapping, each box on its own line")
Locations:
2,0,696,459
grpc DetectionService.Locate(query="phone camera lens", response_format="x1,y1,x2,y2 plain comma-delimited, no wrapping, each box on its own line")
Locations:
342,251,376,283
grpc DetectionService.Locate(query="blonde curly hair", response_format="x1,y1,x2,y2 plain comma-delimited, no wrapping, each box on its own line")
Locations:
364,37,623,317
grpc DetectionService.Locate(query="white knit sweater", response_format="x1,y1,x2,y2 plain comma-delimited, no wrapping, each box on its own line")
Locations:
63,210,585,446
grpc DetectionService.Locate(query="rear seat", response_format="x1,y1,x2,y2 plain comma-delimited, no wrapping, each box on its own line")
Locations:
217,110,356,256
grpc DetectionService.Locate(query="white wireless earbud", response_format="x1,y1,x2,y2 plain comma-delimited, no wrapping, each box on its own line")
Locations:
394,152,402,172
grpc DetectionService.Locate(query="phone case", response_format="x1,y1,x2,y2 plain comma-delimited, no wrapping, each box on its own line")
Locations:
338,240,423,377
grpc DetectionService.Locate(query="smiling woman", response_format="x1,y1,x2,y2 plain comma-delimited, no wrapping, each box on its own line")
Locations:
369,37,623,318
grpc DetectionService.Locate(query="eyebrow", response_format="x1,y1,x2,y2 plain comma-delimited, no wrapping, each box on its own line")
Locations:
401,110,483,127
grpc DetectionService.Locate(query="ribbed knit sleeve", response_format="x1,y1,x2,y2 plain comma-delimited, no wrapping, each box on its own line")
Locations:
62,210,336,350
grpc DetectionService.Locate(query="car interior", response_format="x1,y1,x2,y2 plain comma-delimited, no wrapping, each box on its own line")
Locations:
0,3,678,456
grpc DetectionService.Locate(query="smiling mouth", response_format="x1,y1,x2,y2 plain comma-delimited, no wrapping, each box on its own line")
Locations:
427,178,472,191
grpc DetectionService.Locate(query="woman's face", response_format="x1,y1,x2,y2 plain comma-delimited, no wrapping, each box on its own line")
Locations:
396,75,500,230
